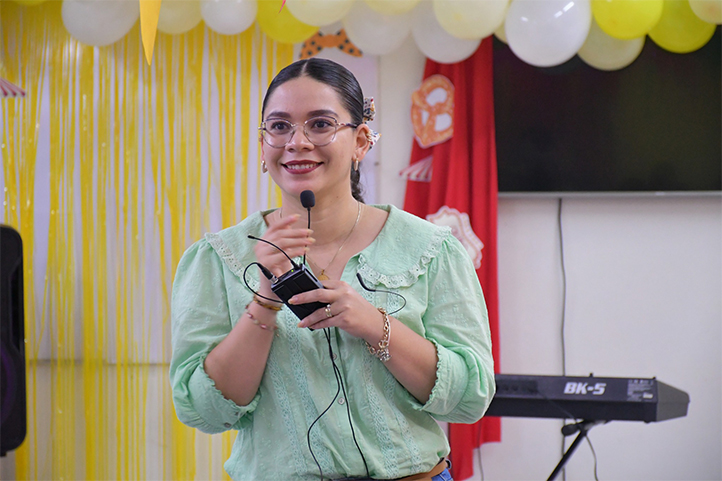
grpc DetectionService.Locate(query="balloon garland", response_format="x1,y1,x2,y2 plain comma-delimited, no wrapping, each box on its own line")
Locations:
10,0,722,68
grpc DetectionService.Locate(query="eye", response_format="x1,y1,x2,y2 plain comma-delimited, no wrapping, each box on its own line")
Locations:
308,117,335,131
268,120,292,133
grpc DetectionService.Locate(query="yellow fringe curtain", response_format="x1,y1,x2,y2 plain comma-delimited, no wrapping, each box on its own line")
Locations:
1,3,292,479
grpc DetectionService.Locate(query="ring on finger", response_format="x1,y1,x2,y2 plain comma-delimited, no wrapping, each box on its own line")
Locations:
325,304,333,319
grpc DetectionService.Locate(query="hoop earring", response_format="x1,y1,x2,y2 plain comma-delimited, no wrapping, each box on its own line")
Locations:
261,160,268,173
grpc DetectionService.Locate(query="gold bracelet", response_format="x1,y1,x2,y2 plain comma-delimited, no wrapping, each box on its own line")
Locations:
366,308,391,362
253,295,282,311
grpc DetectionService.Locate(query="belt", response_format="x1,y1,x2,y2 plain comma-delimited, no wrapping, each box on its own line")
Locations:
333,458,449,481
395,458,448,481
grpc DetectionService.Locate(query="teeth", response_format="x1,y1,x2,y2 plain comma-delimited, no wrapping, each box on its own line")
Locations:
285,163,317,170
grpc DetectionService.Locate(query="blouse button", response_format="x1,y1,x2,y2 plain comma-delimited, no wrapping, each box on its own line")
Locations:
338,398,345,405
224,422,232,428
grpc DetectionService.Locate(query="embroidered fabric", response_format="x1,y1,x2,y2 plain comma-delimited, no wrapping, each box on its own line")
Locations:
357,226,451,289
205,232,259,293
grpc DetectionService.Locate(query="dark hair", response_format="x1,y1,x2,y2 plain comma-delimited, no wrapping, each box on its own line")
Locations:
262,58,365,203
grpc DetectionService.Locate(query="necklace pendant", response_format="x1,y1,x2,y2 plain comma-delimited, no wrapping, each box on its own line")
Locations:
317,271,330,281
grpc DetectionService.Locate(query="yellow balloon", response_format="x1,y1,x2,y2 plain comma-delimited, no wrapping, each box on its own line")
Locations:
649,0,716,53
592,0,664,39
494,20,508,44
433,0,508,40
13,0,46,5
257,0,318,44
364,0,421,15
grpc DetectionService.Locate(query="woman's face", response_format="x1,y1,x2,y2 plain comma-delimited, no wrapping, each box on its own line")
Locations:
260,76,369,202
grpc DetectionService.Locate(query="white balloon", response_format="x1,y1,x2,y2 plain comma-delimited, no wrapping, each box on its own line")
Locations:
412,1,481,63
286,0,355,27
158,0,203,34
578,19,644,71
342,0,411,55
61,0,139,47
201,0,257,35
506,0,592,67
433,0,508,40
364,0,421,15
689,0,722,24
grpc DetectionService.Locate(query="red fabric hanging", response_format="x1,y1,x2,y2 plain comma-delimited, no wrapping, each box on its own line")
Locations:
402,39,501,480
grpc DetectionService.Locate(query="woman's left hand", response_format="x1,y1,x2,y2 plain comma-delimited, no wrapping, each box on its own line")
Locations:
291,280,439,404
288,280,382,341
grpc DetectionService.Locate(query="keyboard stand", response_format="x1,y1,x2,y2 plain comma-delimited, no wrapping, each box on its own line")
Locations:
548,420,607,480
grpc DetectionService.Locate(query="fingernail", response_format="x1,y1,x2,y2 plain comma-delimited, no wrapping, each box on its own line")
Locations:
288,297,297,304
297,321,305,328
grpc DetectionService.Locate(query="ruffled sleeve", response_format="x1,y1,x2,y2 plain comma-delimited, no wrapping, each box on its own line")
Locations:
416,233,495,423
169,238,259,434
356,207,495,423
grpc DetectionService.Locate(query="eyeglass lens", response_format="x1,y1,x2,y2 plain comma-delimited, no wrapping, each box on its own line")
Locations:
262,116,338,147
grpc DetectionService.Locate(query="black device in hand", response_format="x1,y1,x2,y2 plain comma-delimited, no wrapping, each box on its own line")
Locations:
270,263,326,320
249,190,325,322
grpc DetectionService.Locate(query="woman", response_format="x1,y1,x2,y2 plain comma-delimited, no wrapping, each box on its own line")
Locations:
170,58,495,481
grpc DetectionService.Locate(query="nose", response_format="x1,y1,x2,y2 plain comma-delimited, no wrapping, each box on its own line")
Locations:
286,125,313,150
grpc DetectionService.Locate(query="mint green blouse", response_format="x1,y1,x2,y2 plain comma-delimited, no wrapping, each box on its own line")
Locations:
170,205,495,481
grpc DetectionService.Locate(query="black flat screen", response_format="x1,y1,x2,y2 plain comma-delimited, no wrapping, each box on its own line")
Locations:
493,27,721,193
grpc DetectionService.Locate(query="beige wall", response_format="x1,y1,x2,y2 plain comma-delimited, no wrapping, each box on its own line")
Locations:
377,37,722,481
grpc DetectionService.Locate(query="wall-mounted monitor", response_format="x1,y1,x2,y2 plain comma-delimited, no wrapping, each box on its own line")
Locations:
493,27,721,195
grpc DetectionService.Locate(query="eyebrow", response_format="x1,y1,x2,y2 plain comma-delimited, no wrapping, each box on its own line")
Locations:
265,109,339,120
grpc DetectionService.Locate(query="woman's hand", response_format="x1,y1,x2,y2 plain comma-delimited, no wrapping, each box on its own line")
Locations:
289,280,383,342
290,279,439,403
254,213,314,299
255,213,315,278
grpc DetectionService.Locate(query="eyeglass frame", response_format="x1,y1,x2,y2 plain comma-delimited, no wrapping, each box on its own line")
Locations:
258,116,360,148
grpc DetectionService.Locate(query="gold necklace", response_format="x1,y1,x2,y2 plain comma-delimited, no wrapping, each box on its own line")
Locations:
308,201,362,281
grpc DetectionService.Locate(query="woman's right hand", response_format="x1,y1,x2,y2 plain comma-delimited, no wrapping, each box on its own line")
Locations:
254,213,314,294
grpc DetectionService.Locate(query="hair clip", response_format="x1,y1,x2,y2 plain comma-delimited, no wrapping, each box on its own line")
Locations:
363,97,376,122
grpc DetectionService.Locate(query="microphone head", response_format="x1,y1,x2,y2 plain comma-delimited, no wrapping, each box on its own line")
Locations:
300,190,315,209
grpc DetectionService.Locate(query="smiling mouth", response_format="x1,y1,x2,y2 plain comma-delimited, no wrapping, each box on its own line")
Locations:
282,162,321,173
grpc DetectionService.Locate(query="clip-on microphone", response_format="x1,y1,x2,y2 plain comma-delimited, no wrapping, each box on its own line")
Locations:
249,190,326,321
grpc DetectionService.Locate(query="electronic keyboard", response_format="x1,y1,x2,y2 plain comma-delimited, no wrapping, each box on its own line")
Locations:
486,374,690,422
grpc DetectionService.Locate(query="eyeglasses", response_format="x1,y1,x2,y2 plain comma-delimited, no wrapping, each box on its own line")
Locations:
258,116,359,148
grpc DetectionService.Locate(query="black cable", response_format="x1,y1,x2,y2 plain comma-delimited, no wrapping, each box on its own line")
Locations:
554,202,603,481
306,328,342,481
558,198,567,377
585,435,600,481
327,329,370,478
242,262,283,303
248,234,300,269
538,387,604,481
476,444,485,481
356,273,406,316
557,198,568,480
306,328,370,480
